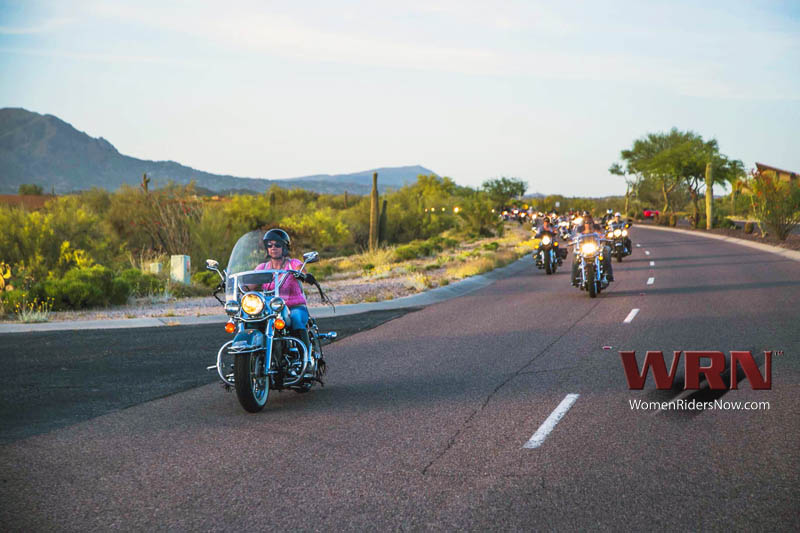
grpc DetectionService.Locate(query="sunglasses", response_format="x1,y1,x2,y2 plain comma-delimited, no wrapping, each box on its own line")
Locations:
265,241,283,249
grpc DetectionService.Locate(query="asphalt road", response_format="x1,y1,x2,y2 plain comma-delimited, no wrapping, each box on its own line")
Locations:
1,227,798,531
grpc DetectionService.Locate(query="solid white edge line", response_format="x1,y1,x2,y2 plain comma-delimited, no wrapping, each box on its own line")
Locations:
649,261,655,266
647,277,654,285
623,308,640,323
645,250,651,255
523,393,580,449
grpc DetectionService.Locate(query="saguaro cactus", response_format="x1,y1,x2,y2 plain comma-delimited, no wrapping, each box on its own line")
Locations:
369,172,379,251
141,173,151,193
378,199,388,244
343,190,348,209
705,162,713,230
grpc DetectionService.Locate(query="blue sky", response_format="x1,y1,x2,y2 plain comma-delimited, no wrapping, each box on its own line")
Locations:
1,0,798,196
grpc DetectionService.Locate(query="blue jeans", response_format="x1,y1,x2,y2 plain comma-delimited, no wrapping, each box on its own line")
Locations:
288,305,309,330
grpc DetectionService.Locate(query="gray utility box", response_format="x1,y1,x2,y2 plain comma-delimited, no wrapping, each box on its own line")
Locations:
170,255,191,284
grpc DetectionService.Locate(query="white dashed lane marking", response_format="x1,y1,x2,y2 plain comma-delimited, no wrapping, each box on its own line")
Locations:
523,394,580,449
645,250,651,256
647,277,654,285
623,309,640,323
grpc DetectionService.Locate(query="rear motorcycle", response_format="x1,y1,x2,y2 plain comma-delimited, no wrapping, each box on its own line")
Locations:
534,231,564,275
205,230,337,412
606,222,632,262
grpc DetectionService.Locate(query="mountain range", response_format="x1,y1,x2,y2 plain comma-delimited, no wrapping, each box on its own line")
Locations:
0,108,435,195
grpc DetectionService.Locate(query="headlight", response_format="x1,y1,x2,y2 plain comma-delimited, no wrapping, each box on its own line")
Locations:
541,235,552,245
614,229,622,237
622,229,628,236
607,232,614,238
241,293,265,315
581,242,598,255
269,297,285,312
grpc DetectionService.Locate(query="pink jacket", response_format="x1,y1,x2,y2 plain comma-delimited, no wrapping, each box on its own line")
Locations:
255,258,308,307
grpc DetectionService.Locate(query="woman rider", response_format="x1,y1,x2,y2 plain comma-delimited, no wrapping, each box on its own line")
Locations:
255,228,312,353
571,215,614,286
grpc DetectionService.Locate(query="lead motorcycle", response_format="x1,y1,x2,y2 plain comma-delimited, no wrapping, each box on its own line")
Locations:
205,230,337,412
572,233,610,298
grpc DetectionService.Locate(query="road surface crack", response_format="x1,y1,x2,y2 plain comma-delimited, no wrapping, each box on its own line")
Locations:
421,302,601,475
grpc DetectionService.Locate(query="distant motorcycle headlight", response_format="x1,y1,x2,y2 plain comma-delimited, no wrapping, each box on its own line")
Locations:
581,242,598,255
614,229,622,237
542,235,552,245
269,297,285,312
607,232,614,238
241,293,265,315
622,229,628,236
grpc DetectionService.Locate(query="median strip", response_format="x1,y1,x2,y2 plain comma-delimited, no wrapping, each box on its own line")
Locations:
623,308,640,323
523,393,580,449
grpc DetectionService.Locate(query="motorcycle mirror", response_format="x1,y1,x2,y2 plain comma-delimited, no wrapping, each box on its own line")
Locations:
303,251,319,264
206,259,219,270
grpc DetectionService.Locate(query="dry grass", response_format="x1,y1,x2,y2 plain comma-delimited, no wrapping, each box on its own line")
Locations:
445,257,495,280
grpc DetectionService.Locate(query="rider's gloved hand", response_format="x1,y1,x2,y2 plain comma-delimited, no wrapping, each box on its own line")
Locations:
292,272,307,282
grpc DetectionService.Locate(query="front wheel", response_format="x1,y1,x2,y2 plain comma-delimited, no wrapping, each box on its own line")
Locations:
544,252,552,274
586,265,597,298
234,351,269,412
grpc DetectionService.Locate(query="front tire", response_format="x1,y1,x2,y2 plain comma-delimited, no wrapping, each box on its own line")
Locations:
544,252,552,274
234,351,269,412
587,265,597,298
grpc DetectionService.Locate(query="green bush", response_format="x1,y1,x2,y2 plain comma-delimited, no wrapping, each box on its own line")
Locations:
118,268,165,296
168,282,209,298
191,270,220,288
715,217,736,229
42,265,131,309
482,241,500,251
744,222,754,234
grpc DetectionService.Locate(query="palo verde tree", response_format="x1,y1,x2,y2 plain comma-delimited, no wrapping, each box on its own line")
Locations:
612,128,742,224
482,177,527,211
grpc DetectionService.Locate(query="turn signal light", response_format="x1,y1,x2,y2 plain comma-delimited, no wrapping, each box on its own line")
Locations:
224,321,236,334
275,318,286,330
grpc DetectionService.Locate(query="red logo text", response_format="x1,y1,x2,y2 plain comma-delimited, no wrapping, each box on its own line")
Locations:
619,351,772,390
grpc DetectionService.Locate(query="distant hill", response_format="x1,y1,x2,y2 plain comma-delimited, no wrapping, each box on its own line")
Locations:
0,108,436,195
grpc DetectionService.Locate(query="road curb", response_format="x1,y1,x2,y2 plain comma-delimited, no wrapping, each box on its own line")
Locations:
640,225,800,262
0,256,531,334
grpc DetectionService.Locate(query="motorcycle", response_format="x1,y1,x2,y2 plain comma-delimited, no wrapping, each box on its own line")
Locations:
205,230,337,412
572,233,610,298
534,230,564,275
605,222,632,262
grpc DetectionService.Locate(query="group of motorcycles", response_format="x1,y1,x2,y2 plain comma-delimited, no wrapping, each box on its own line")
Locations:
205,213,633,412
532,210,633,298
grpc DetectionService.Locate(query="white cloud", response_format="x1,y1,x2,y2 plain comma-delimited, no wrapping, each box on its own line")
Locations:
0,17,73,35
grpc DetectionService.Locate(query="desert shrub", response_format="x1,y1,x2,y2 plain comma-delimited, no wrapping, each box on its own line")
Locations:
118,268,166,297
482,241,500,251
42,266,130,309
168,282,210,298
192,270,220,288
744,222,754,234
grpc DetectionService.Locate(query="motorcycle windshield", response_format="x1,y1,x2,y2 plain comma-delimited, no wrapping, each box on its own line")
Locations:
224,230,294,303
227,230,267,275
